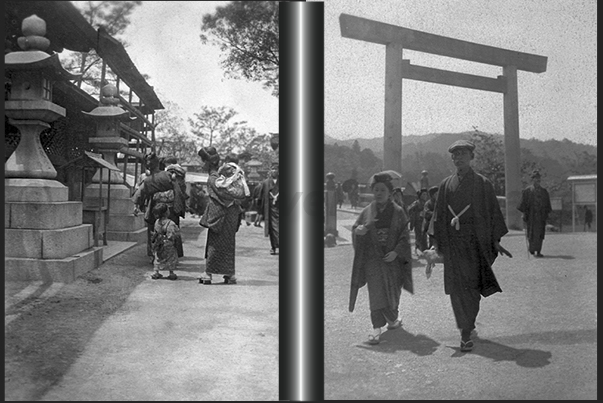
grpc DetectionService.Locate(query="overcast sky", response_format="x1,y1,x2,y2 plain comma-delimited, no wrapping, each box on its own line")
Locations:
318,0,596,146
121,1,279,135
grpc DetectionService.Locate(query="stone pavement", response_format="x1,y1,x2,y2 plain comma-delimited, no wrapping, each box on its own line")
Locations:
325,208,597,400
5,216,279,401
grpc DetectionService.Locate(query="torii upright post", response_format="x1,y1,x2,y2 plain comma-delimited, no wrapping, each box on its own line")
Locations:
384,44,403,179
339,13,547,230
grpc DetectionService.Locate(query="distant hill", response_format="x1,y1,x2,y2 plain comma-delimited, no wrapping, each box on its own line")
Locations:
325,132,597,161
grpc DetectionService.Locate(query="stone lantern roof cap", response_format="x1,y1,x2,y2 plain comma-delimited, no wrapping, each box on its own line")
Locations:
81,106,133,121
5,51,81,81
245,159,263,167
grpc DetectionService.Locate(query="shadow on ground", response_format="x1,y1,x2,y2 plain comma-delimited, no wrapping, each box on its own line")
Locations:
443,328,596,368
5,244,151,401
356,329,440,356
446,337,553,368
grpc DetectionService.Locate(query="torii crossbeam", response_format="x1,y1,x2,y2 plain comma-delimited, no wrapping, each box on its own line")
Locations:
339,13,547,230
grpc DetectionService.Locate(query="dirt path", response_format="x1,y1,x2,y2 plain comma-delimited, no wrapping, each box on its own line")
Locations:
5,218,279,401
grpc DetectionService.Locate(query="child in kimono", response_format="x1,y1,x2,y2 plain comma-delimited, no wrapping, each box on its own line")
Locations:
215,161,251,203
150,203,180,280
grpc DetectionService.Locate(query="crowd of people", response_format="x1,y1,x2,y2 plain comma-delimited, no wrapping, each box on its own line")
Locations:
132,147,279,285
348,139,516,352
131,138,562,353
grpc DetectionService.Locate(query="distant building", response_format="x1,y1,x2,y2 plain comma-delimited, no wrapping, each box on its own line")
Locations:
567,174,597,232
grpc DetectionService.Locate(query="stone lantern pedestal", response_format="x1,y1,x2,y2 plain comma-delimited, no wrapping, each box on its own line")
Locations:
82,84,146,243
4,14,102,283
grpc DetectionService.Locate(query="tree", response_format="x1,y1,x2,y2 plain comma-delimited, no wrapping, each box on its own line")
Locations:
562,151,597,176
324,143,382,185
188,106,244,150
471,132,506,195
62,1,142,94
153,100,198,163
188,106,274,166
200,1,279,97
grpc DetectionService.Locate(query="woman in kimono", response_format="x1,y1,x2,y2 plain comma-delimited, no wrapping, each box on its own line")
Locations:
132,157,188,262
349,172,414,345
198,146,246,285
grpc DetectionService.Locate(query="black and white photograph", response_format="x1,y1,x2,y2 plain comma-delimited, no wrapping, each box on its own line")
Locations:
320,0,596,400
4,0,598,401
5,1,279,400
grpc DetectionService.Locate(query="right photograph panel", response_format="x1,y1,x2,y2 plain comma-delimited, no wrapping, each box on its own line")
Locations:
321,0,597,400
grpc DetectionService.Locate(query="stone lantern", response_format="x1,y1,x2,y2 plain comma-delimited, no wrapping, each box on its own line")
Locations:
4,14,102,283
82,83,133,184
81,84,146,244
5,14,80,200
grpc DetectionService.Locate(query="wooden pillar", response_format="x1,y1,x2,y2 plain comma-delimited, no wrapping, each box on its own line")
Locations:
383,44,403,177
502,66,523,230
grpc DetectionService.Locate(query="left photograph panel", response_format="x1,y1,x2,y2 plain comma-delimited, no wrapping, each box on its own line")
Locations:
5,1,279,401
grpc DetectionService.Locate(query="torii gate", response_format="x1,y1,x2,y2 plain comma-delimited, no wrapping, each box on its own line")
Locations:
339,14,547,230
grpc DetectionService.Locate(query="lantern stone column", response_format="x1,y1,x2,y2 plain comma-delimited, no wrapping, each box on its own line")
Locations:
4,14,102,283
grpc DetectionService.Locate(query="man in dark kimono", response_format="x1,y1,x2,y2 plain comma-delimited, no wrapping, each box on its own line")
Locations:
258,161,279,255
428,140,512,352
517,170,552,257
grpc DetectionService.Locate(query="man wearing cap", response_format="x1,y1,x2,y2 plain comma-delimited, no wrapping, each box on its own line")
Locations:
517,169,552,257
257,161,279,255
428,139,512,352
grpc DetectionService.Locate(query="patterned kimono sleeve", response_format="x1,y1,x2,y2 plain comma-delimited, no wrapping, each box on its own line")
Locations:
351,206,371,250
165,220,180,242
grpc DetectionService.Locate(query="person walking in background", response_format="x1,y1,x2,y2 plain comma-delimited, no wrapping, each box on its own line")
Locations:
584,206,593,231
391,187,408,217
150,203,180,281
250,181,264,228
420,169,430,190
349,171,413,345
423,186,439,249
349,183,359,209
336,182,345,209
408,188,429,254
258,161,279,255
198,146,246,285
188,182,203,217
428,140,512,352
517,169,552,257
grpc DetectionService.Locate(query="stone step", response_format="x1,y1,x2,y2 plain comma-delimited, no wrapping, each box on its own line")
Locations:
6,201,83,229
6,224,94,259
5,246,103,283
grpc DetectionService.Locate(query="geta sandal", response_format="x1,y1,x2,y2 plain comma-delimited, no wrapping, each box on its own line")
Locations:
367,334,380,345
460,339,474,352
223,276,237,284
387,319,402,330
198,276,212,284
